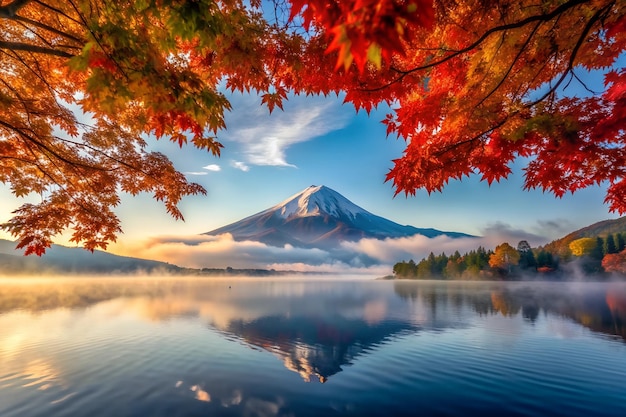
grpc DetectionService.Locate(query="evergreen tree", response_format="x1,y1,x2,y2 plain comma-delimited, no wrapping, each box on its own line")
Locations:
617,234,626,253
434,253,449,276
604,234,617,255
517,240,537,270
592,237,605,260
536,250,557,270
416,255,433,279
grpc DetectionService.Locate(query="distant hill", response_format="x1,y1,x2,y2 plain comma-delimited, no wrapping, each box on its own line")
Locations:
204,185,473,249
0,239,320,276
0,239,182,275
542,217,626,257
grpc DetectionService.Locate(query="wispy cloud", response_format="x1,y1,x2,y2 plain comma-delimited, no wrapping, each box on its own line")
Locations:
184,163,221,176
203,164,221,172
230,160,250,172
531,219,575,240
479,221,551,247
245,136,296,167
222,94,351,167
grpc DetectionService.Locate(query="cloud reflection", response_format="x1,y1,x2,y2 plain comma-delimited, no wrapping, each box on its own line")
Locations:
191,385,211,402
2,279,625,388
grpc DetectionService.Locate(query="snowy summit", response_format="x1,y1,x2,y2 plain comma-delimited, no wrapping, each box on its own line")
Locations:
273,185,369,220
203,185,471,249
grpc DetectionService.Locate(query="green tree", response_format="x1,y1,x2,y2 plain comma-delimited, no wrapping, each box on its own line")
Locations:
392,261,406,277
604,234,618,255
517,240,537,270
617,234,626,253
536,250,555,269
434,253,449,276
393,259,417,278
417,253,436,279
592,237,606,260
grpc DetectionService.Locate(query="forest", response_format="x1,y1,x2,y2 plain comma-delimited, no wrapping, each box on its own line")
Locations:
392,233,626,280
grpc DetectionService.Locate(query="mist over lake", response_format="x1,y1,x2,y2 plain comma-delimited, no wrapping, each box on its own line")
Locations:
1,277,625,417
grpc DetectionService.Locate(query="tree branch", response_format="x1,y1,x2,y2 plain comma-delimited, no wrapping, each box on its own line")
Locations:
524,4,609,108
0,119,106,171
364,0,594,92
0,40,74,58
32,0,82,25
474,21,542,109
14,15,83,43
0,0,31,18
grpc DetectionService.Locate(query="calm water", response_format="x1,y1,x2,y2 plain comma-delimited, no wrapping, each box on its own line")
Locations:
1,278,625,417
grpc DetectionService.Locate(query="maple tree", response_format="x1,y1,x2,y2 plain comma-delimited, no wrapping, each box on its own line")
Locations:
0,0,302,254
488,242,520,273
602,250,626,274
1,0,625,255
291,0,626,210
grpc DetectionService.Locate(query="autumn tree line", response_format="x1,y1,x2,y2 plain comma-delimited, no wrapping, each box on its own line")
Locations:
393,234,626,280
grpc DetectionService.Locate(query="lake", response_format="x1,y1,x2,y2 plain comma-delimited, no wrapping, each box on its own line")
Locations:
1,277,625,417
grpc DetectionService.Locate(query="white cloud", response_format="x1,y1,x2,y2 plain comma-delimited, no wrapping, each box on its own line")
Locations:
134,234,336,270
223,94,350,167
245,136,296,167
230,160,250,172
202,164,221,172
340,235,485,264
184,171,208,176
125,225,553,275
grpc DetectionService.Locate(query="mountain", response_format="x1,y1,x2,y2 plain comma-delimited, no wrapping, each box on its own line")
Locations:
204,185,472,249
542,216,626,257
0,239,182,275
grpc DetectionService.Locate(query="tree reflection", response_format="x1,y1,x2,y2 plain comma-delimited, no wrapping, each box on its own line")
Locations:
1,277,625,387
490,291,521,317
394,281,626,342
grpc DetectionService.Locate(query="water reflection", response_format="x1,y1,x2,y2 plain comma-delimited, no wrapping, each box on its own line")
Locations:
394,281,626,341
222,314,415,382
2,278,626,417
1,278,625,384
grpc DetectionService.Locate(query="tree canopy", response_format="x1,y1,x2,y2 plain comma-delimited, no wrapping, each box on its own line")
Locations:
569,237,598,256
489,242,520,272
1,0,625,254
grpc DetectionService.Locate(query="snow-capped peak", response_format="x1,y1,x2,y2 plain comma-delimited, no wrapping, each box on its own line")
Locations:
271,185,370,220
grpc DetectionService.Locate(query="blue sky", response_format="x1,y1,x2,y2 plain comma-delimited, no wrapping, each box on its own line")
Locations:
136,91,615,236
0,83,619,274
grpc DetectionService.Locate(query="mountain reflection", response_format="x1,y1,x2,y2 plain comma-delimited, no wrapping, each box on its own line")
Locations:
1,278,625,385
222,314,415,382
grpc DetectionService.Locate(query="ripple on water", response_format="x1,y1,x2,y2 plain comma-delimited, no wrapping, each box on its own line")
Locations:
2,279,626,417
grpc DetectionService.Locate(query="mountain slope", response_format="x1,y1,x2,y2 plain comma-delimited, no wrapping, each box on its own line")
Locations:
0,239,182,275
204,185,472,248
542,217,626,256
